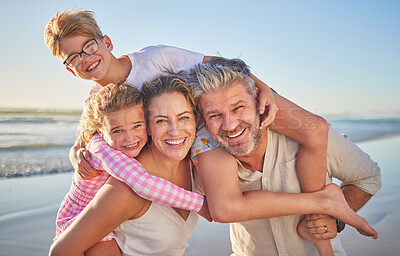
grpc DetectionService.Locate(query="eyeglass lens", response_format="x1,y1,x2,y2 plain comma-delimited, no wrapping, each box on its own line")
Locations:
66,39,99,67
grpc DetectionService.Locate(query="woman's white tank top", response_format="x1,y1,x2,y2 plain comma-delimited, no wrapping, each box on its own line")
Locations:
113,166,199,255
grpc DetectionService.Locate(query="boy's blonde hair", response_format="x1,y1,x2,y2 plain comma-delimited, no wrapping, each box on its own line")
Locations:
44,9,103,58
79,84,143,143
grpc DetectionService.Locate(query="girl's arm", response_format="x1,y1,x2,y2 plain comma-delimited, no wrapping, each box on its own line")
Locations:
49,177,144,256
87,133,205,213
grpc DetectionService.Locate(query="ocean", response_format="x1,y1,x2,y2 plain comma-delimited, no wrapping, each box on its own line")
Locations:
0,109,80,179
1,109,400,179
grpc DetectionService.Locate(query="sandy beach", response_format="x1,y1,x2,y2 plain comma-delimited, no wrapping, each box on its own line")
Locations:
0,136,399,256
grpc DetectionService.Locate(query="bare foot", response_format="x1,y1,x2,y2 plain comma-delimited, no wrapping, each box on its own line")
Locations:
322,184,378,239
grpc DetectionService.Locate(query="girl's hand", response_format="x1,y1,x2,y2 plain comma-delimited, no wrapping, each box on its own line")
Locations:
198,197,213,222
70,144,101,180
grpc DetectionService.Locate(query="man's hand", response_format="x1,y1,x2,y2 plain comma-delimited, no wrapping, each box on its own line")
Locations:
69,141,101,180
297,216,334,256
305,214,338,239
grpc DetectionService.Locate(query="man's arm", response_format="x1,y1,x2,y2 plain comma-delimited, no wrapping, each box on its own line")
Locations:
342,185,372,212
327,127,382,197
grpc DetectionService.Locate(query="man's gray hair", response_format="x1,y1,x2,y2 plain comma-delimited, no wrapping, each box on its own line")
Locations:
186,57,256,114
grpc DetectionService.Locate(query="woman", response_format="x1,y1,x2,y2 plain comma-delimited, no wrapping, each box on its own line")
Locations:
50,76,201,255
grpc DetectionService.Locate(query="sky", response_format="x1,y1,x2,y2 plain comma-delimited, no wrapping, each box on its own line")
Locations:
0,0,399,117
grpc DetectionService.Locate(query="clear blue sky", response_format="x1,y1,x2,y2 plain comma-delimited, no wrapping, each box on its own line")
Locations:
0,0,399,116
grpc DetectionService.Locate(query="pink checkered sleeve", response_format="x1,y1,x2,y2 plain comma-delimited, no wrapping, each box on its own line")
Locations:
86,133,204,212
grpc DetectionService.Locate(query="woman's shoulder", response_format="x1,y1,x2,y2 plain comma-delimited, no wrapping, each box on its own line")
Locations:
106,177,151,219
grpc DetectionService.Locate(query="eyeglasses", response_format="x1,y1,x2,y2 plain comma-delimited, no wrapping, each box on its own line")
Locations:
63,36,103,68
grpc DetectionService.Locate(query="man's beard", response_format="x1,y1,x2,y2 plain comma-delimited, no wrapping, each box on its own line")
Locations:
215,115,261,157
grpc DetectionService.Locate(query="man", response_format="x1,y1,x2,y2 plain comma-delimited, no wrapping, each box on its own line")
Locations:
187,58,381,256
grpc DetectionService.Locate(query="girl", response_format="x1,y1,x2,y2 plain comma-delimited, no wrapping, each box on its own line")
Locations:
54,83,207,254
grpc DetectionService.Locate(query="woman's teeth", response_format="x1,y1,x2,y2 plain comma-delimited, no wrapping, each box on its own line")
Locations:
165,138,185,145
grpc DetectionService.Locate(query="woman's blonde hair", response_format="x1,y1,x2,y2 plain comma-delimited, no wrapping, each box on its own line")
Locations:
141,76,197,123
79,84,143,143
44,9,103,58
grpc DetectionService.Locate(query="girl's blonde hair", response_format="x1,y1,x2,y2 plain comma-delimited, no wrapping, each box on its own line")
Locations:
79,84,143,143
44,9,103,58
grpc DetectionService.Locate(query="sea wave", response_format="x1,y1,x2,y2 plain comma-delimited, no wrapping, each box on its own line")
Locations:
1,114,400,179
329,117,400,142
0,143,72,151
0,116,79,124
0,168,73,179
0,118,69,124
0,108,81,115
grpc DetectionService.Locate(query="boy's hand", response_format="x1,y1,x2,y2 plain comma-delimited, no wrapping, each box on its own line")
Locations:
70,145,101,180
252,74,278,129
257,86,278,129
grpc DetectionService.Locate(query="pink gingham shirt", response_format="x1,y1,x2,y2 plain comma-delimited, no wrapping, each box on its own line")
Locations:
54,133,204,240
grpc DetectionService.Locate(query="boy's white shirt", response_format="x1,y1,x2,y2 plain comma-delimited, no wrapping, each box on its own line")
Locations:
88,45,204,96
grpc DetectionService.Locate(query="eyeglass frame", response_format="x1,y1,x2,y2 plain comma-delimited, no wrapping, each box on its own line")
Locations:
63,36,104,68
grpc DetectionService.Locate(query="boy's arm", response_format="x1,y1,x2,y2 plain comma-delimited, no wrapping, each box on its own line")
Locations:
268,93,329,193
268,93,335,246
87,134,206,213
